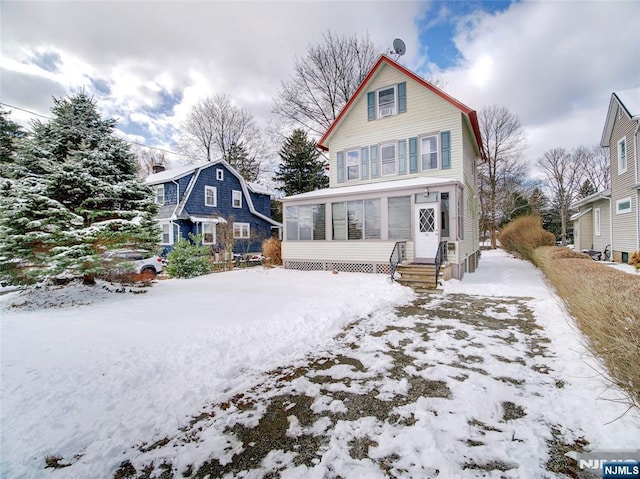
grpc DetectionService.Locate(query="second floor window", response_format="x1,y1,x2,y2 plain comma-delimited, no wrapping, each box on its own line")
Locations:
346,149,360,181
618,137,627,174
155,185,165,205
233,222,250,239
421,135,439,170
205,186,217,207
380,144,397,176
232,190,242,208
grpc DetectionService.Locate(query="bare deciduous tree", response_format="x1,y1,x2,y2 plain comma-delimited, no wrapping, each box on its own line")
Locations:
131,146,168,179
273,30,378,137
180,94,264,179
537,147,583,245
478,105,528,248
575,145,610,192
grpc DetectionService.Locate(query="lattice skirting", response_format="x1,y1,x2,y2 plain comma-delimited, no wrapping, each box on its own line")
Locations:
284,260,390,275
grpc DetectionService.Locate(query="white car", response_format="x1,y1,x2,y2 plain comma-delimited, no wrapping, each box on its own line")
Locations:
104,250,166,275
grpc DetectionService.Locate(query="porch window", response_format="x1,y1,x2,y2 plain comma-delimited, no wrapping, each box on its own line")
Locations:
232,190,242,208
233,222,250,239
594,208,601,236
388,196,411,240
155,185,165,205
441,192,450,238
377,85,396,118
285,205,325,240
618,137,627,174
380,143,397,176
205,186,217,207
202,223,216,244
332,200,380,240
346,149,360,181
421,135,439,170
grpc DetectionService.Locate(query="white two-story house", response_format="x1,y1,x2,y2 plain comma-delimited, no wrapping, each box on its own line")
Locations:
280,55,485,280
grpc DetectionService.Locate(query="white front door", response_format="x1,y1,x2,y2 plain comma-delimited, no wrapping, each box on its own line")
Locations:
415,204,439,261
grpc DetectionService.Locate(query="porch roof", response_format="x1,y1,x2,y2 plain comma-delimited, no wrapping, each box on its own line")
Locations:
570,207,592,221
281,177,458,202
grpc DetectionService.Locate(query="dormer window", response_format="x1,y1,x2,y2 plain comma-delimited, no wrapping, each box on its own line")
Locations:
378,86,396,117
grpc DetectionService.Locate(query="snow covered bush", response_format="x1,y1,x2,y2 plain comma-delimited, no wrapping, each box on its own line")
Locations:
165,234,213,278
498,215,555,261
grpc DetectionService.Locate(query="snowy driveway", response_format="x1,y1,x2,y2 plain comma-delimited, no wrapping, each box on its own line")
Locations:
1,250,639,478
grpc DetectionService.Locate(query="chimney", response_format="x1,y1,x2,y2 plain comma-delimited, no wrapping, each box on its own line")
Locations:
152,164,166,174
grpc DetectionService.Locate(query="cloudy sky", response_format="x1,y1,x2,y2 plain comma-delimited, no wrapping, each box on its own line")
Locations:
1,0,639,177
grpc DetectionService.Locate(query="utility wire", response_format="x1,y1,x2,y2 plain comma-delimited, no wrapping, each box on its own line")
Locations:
1,101,188,158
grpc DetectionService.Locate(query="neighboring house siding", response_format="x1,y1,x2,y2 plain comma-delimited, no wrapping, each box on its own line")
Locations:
609,109,638,255
250,191,272,218
577,213,594,251
327,64,464,187
593,200,612,253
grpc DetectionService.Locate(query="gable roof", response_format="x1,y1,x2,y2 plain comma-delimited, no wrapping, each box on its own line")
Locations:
601,86,640,147
316,54,485,160
145,160,281,227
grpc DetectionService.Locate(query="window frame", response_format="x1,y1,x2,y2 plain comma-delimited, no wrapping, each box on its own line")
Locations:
232,190,242,209
594,207,601,236
204,186,217,207
616,197,631,214
345,149,360,181
285,204,326,241
233,222,250,239
377,85,397,118
202,222,216,244
617,137,627,174
155,185,165,205
160,222,172,245
380,143,397,177
216,168,224,181
420,134,440,171
331,199,381,241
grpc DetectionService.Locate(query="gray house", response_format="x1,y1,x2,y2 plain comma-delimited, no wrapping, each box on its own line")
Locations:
572,87,639,262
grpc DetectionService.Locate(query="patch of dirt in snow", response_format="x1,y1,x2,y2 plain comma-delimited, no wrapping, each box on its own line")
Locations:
2,279,152,310
71,293,590,478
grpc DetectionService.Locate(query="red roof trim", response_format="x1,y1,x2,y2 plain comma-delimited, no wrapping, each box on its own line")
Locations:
316,54,486,160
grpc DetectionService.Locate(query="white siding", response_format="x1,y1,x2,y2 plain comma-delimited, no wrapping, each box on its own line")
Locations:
326,63,466,187
283,241,415,264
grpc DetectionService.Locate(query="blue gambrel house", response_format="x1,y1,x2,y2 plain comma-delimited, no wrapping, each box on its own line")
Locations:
145,161,282,255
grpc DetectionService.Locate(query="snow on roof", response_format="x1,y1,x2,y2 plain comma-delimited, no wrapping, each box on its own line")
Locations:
247,182,275,196
571,189,611,208
616,87,640,119
145,163,203,185
281,176,458,202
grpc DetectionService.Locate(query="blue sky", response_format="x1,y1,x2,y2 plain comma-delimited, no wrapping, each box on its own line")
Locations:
1,0,639,175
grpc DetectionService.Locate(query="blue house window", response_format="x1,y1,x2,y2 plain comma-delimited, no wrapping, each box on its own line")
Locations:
160,222,172,244
232,190,242,208
155,185,165,205
216,169,224,181
202,223,216,244
205,186,217,207
234,222,250,239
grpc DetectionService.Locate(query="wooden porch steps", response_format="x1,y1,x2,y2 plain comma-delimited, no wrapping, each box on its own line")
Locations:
395,263,447,290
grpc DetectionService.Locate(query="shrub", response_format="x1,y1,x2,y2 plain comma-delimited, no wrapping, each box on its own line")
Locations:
532,246,640,409
498,215,555,261
630,251,640,271
262,237,282,267
165,234,213,278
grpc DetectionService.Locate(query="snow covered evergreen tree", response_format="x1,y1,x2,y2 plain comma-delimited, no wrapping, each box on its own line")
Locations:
0,93,159,285
275,129,328,196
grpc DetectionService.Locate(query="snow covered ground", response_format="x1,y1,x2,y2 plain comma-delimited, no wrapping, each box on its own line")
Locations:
1,250,639,478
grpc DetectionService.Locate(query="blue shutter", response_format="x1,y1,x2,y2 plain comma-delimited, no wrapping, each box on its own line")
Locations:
337,151,344,183
398,139,407,175
409,137,418,173
361,147,369,180
441,131,451,169
367,92,375,121
398,82,407,113
370,145,378,178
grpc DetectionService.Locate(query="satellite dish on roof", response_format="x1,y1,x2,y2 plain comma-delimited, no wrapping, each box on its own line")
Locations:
391,38,406,59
